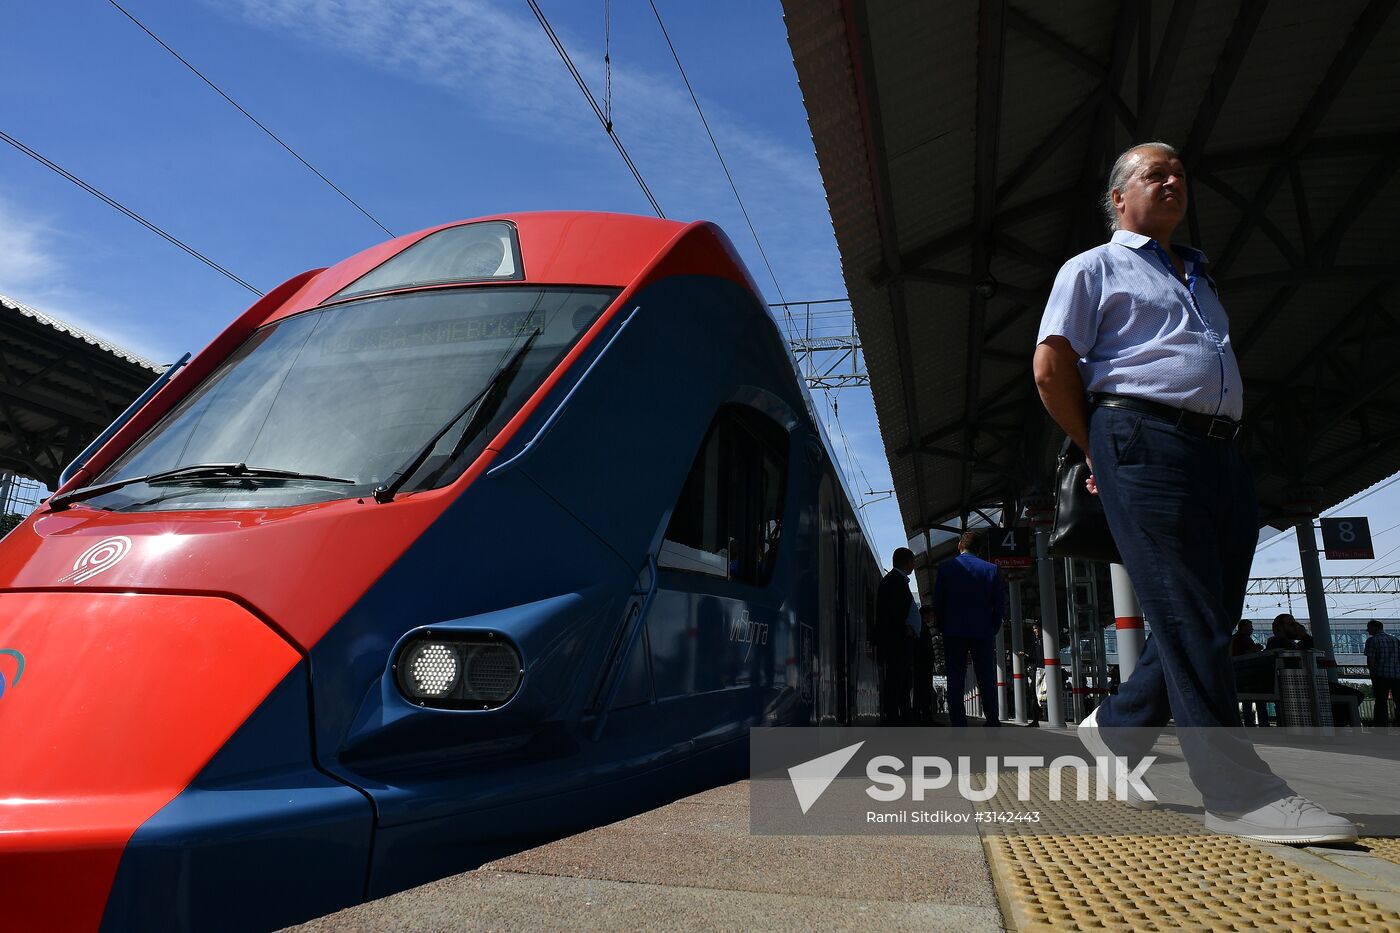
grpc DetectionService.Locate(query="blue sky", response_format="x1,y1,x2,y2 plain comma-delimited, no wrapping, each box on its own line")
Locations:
3,1,1397,622
2,0,902,559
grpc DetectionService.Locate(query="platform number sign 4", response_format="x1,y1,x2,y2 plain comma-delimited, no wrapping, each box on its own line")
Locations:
989,527,1033,569
1319,517,1374,560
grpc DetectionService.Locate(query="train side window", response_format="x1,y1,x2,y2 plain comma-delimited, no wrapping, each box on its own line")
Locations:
660,405,789,584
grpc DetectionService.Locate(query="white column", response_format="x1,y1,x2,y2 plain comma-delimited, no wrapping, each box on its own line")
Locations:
994,626,1007,723
1008,578,1027,723
1110,563,1144,680
1031,510,1064,728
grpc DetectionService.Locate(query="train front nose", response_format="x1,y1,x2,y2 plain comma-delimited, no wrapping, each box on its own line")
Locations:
0,591,301,931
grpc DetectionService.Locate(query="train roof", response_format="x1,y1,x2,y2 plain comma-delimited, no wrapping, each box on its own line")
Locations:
282,212,692,314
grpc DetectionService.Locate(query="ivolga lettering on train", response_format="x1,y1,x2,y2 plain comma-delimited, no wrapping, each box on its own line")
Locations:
729,610,769,661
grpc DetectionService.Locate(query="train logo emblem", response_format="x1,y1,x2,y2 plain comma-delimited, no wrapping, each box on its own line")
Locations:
0,649,24,701
59,536,132,584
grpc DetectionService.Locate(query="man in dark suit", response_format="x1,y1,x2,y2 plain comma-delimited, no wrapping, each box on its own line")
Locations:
875,547,918,724
912,606,938,724
933,531,1005,727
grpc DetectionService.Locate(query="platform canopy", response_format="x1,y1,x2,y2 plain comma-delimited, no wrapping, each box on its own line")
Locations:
784,0,1400,563
0,293,162,488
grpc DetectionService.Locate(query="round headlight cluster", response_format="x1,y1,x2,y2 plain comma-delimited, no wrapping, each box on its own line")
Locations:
395,634,523,709
404,642,460,697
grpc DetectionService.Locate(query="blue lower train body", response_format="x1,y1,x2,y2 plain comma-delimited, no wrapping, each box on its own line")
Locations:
98,275,881,930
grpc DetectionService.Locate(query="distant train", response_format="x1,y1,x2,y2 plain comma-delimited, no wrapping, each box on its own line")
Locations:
0,212,882,931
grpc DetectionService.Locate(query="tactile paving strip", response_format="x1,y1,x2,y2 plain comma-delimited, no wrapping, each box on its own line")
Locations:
981,772,1400,931
1360,836,1400,868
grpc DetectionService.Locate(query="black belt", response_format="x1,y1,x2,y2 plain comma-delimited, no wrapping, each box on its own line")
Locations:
1089,393,1242,440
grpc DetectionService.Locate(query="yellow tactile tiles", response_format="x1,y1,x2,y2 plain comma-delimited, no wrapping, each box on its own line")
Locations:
1360,836,1400,868
979,774,1400,931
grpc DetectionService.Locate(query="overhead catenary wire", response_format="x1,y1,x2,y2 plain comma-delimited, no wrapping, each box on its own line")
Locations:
638,3,882,506
646,0,795,342
1255,471,1400,560
1264,514,1400,581
0,128,262,296
526,0,664,218
105,0,394,239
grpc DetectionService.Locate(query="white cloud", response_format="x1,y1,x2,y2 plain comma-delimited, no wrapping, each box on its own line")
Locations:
0,199,61,288
207,0,841,298
0,198,174,363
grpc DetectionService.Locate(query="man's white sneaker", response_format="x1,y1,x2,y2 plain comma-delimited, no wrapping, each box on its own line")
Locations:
1204,795,1358,845
1077,706,1156,810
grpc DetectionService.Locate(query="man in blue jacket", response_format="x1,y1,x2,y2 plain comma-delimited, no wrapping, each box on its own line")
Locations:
933,531,1004,727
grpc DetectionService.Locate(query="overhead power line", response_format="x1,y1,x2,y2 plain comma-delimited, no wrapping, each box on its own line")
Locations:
769,298,851,308
646,0,790,315
526,0,664,218
0,128,262,296
105,0,394,239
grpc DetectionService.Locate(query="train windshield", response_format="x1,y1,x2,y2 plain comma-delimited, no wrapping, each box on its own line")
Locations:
87,286,619,512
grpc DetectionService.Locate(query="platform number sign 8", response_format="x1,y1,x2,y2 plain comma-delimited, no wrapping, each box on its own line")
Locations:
1319,517,1374,560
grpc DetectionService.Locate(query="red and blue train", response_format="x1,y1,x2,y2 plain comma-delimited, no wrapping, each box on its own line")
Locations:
0,212,882,931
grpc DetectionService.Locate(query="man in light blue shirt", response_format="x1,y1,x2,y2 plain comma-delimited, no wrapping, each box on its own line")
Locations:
1034,142,1355,845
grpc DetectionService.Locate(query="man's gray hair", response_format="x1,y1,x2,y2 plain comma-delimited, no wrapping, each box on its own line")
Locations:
1102,141,1181,231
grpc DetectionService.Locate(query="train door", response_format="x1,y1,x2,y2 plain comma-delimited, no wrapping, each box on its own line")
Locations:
816,475,840,724
652,404,792,721
836,511,852,724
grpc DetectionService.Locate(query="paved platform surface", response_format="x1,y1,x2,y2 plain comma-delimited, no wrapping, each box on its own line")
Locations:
290,727,1400,931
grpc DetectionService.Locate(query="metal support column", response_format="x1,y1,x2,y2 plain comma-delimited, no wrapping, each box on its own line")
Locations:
994,626,1007,724
1295,520,1336,675
1008,578,1027,723
1064,560,1086,723
1033,515,1064,728
1110,563,1144,681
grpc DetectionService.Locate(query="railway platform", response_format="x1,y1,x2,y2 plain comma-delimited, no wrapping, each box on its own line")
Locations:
290,728,1400,931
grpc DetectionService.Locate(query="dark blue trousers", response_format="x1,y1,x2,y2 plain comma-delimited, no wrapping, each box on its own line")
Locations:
1088,405,1290,812
945,634,999,727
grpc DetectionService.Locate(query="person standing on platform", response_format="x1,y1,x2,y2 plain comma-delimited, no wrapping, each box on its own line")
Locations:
1033,141,1355,843
932,531,1004,727
911,606,938,724
875,548,918,725
1365,620,1400,728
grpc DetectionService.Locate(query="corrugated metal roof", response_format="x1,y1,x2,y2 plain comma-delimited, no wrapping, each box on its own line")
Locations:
0,291,165,486
0,293,160,371
785,0,1400,555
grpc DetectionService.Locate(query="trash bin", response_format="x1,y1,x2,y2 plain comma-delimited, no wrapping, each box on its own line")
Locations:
1275,650,1332,734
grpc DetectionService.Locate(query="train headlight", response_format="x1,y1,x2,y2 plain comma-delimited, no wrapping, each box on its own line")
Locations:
394,633,523,709
403,642,460,698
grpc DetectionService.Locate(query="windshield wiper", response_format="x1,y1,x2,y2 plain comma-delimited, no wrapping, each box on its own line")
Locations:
374,328,542,503
48,462,355,511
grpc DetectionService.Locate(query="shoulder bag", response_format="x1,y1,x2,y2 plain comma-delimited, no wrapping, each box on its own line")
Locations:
1047,437,1122,564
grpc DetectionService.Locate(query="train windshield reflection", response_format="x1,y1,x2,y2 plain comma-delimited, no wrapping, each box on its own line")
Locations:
88,285,618,511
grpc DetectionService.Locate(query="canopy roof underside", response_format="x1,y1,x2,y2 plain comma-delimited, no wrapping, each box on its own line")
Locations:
0,293,162,488
785,0,1400,562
